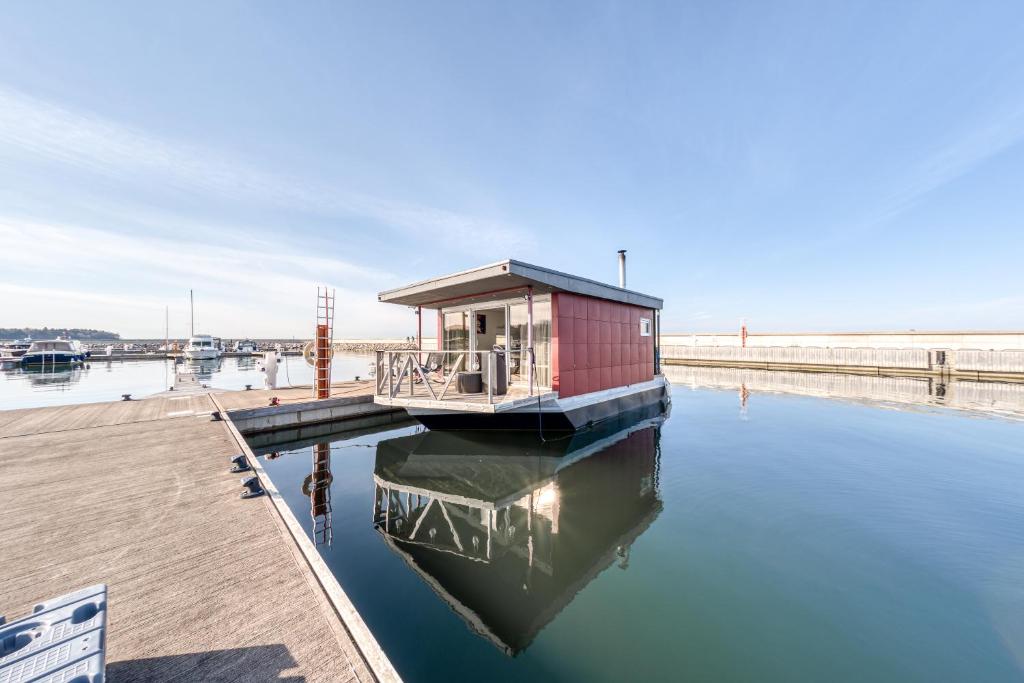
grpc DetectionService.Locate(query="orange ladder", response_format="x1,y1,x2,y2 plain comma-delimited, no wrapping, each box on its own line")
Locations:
315,287,335,399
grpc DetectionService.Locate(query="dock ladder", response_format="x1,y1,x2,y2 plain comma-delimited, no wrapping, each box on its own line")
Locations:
315,287,335,399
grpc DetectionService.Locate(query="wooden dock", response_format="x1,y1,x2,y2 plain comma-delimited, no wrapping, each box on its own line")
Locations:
0,389,382,682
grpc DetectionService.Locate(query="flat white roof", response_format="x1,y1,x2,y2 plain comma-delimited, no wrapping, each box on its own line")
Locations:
377,259,663,310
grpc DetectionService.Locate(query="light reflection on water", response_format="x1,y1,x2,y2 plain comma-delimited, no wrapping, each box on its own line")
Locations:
0,352,375,410
253,378,1024,683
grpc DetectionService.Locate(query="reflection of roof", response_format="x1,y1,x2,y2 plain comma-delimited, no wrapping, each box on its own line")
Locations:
377,259,663,310
374,405,668,506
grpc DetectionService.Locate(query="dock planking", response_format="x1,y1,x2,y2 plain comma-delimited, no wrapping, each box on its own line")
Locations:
0,392,375,682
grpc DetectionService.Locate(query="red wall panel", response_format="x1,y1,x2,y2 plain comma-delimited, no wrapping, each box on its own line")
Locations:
551,292,655,398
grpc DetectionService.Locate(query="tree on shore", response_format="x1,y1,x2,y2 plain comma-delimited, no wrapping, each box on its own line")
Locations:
0,327,121,340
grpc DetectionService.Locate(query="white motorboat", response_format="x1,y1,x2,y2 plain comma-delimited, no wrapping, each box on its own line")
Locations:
184,335,223,360
233,339,259,353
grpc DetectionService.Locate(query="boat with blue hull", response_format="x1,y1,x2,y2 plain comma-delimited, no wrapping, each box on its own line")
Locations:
20,339,90,366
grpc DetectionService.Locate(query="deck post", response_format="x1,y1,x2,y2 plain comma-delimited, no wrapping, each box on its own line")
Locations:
387,352,394,397
416,305,422,351
527,287,534,396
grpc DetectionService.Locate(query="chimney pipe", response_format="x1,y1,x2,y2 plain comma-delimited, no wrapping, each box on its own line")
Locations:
617,250,627,288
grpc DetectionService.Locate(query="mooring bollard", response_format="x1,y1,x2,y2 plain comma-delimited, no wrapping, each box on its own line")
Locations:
229,454,250,473
210,411,222,421
121,394,132,401
245,384,252,391
240,476,264,499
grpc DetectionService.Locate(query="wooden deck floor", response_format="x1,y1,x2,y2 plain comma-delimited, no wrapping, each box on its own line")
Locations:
0,394,376,682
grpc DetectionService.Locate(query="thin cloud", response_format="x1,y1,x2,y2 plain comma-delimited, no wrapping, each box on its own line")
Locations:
0,217,413,337
0,86,537,254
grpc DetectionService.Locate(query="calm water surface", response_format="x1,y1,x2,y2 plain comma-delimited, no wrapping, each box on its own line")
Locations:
0,352,374,409
253,379,1024,682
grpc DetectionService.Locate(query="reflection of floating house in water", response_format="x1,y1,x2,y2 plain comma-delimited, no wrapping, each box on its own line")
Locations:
374,258,670,431
371,406,666,654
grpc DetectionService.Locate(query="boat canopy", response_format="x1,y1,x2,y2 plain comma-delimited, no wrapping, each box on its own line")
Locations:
377,259,663,310
28,340,76,352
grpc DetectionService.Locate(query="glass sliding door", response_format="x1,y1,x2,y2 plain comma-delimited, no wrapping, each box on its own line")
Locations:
508,303,527,385
442,311,468,374
532,301,551,387
508,300,551,388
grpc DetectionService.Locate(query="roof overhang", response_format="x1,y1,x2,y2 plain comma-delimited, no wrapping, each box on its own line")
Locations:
377,259,663,310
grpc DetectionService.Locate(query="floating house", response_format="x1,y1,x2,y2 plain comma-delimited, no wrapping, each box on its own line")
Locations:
374,257,669,430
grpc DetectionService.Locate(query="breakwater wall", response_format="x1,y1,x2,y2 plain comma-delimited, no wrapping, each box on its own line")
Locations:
332,339,440,353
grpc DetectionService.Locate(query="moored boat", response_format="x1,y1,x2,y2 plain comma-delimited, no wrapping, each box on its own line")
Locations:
1,339,33,358
20,339,90,366
184,334,223,360
233,339,259,353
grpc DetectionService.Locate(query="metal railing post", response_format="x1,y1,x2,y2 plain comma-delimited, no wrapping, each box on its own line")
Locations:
387,352,394,398
487,351,494,404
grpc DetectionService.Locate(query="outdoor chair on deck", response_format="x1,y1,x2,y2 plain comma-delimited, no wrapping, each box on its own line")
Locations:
412,352,443,384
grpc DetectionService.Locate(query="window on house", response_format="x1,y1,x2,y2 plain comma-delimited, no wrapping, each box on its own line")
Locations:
640,318,652,337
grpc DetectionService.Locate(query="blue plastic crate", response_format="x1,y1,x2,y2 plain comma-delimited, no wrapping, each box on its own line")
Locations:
0,584,106,683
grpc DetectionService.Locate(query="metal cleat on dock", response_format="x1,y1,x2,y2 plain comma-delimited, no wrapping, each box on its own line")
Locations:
240,476,264,499
229,454,250,473
210,411,223,421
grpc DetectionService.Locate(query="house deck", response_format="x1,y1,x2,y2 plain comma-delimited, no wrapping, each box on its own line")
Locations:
375,381,557,413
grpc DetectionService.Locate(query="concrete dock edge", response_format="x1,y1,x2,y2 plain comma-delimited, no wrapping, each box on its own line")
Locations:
211,394,404,683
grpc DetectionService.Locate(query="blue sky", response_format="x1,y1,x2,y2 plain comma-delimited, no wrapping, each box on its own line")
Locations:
1,1,1022,338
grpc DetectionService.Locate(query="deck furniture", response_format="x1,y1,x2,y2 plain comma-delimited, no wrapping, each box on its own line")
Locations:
456,371,482,394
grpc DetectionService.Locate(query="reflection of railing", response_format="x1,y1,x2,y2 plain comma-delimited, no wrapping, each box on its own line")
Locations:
374,349,518,404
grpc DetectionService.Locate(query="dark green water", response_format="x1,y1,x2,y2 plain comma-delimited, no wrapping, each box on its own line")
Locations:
254,385,1024,682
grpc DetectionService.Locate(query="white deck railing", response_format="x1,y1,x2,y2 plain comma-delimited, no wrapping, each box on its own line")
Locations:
375,349,521,405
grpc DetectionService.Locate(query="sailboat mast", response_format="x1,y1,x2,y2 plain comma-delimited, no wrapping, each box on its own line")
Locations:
190,289,194,337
